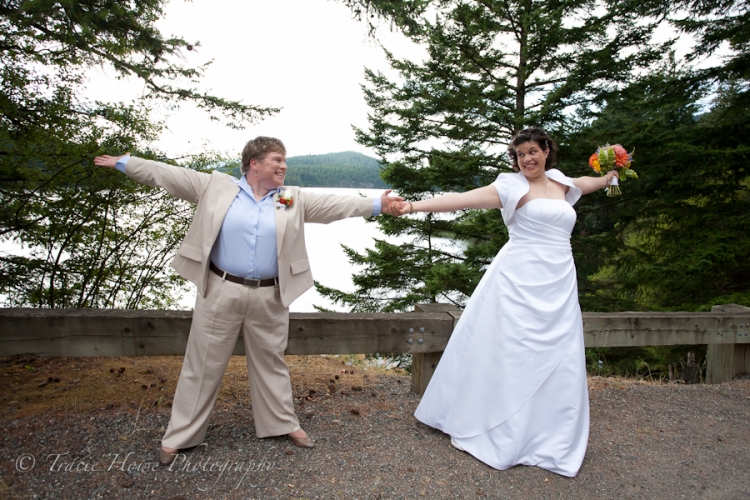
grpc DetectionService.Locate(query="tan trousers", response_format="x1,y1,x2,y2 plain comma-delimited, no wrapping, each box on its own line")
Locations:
162,271,300,449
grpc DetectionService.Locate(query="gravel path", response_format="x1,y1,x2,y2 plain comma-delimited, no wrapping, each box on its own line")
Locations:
2,376,749,499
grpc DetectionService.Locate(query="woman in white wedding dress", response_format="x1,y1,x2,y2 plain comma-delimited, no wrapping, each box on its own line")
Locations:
395,128,618,477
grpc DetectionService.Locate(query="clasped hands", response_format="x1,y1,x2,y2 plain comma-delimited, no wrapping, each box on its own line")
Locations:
379,191,412,217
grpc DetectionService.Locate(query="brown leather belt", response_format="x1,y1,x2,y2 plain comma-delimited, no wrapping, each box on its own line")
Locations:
210,262,278,287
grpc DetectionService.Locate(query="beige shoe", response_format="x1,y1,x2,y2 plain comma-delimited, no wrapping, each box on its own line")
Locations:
158,447,179,466
288,433,315,448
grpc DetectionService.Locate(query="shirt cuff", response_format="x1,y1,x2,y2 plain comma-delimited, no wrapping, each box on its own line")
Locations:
115,156,131,174
371,197,382,216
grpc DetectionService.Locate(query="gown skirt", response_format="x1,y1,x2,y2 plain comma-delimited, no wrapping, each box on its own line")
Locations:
414,180,590,478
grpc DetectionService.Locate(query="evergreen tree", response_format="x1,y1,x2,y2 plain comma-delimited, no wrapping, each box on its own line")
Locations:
562,70,750,312
669,0,749,84
561,0,750,312
0,1,276,307
321,0,668,311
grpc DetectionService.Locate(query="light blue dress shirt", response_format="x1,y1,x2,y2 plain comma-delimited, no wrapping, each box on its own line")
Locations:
115,156,382,279
211,175,279,279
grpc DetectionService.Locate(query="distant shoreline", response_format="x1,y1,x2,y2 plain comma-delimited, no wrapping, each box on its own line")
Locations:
218,151,389,189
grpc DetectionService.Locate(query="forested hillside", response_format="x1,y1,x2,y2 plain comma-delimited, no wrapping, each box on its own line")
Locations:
286,151,388,188
219,151,388,188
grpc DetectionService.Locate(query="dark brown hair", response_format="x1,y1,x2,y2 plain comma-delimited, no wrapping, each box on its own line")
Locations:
507,127,557,172
240,137,286,175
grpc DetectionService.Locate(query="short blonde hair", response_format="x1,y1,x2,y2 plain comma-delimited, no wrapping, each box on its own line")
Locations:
240,137,286,175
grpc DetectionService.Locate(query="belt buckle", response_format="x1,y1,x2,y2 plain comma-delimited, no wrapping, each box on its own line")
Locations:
242,277,262,288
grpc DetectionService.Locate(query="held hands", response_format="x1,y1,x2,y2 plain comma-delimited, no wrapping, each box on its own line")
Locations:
93,153,130,169
390,200,413,217
380,192,417,218
380,190,406,217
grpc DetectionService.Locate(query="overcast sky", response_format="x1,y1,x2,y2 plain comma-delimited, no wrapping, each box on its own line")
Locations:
85,1,703,161
87,0,422,160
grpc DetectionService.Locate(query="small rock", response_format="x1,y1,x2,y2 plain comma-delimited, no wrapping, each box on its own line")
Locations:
350,408,360,416
352,386,362,391
284,449,294,455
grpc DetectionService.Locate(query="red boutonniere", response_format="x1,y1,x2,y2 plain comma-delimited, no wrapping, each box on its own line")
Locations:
276,189,294,210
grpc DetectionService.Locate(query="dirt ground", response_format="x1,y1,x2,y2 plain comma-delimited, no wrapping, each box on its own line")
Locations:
1,355,749,499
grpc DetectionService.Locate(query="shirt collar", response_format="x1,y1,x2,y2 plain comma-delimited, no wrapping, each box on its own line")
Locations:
236,175,280,200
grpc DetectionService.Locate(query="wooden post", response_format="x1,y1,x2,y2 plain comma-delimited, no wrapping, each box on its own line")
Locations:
411,304,462,394
706,304,750,383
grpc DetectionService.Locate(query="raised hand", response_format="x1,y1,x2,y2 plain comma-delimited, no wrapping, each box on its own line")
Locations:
93,153,130,169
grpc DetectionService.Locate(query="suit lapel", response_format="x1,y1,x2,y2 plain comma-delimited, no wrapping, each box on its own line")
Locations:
213,180,240,233
274,189,288,258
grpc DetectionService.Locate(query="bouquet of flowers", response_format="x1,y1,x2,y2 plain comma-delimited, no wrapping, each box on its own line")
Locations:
588,144,637,196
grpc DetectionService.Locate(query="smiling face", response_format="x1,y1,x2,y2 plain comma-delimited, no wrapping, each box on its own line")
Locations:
514,140,550,181
248,151,287,192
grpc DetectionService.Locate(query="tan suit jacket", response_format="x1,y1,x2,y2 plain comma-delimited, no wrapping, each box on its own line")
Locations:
126,157,374,306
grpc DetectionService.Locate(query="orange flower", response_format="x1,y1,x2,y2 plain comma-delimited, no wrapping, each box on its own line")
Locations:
612,144,631,168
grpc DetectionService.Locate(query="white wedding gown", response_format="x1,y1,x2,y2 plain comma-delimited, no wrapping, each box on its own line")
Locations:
414,169,589,477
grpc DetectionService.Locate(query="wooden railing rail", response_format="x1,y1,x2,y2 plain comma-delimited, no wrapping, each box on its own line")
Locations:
0,304,748,392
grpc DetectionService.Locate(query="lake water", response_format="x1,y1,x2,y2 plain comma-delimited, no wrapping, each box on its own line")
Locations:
285,188,408,312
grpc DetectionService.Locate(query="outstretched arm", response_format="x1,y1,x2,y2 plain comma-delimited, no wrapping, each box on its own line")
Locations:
393,185,501,216
93,153,210,204
573,170,618,195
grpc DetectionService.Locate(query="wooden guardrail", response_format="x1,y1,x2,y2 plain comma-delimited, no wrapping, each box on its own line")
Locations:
0,304,748,393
